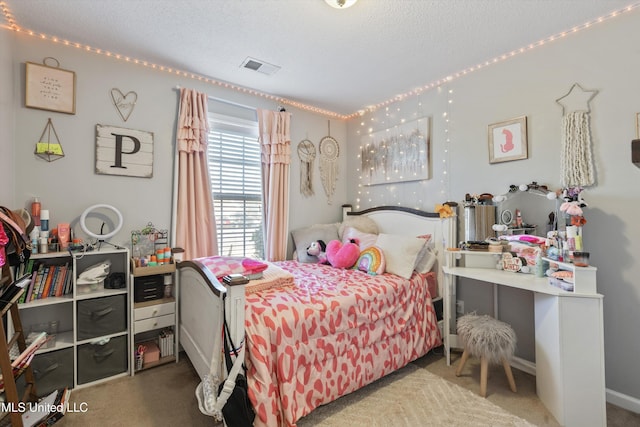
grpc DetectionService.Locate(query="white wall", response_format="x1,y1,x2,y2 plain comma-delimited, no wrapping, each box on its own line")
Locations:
347,9,640,408
0,29,15,205
4,30,346,256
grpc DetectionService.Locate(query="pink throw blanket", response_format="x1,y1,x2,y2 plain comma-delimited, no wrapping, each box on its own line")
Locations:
245,263,294,295
195,256,268,279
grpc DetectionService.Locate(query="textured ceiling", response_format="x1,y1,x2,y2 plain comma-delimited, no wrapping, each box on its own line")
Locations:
3,0,637,116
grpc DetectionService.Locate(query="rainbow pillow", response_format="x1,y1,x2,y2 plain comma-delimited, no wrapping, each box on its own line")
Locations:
354,246,386,275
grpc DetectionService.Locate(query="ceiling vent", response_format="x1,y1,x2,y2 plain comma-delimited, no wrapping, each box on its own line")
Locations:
240,57,281,76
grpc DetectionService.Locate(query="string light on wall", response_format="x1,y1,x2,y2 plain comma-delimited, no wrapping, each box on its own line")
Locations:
340,2,640,119
1,2,348,120
441,87,453,202
2,1,639,120
356,98,434,210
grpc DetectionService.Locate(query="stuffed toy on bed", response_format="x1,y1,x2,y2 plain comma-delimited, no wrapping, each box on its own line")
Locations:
306,240,328,264
326,239,360,269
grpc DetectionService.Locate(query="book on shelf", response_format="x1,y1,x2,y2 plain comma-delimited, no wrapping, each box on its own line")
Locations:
38,267,54,300
19,270,38,304
49,268,60,298
63,264,72,295
21,263,73,303
0,274,31,312
53,264,68,297
29,264,46,302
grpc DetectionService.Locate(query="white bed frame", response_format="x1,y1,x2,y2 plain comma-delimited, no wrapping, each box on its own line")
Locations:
178,204,457,382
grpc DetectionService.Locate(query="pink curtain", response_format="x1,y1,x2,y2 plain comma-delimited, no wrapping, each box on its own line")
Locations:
175,88,218,260
257,109,292,261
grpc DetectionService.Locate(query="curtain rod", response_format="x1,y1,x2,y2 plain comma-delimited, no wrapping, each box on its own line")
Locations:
174,85,255,111
174,85,288,113
209,96,256,112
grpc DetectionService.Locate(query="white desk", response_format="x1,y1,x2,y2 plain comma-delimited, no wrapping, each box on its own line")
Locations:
443,251,606,427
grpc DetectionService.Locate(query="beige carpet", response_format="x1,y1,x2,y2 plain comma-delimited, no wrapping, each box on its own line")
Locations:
55,350,639,426
297,363,533,427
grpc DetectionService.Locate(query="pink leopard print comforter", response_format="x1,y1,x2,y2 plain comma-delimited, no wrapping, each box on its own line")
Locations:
245,261,441,427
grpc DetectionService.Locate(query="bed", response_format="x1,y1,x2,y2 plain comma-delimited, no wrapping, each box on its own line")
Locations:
178,205,457,427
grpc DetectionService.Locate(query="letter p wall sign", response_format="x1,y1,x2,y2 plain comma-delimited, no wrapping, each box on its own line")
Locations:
96,124,154,178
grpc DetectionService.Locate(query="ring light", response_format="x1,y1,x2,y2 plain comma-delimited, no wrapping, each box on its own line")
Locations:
80,204,123,240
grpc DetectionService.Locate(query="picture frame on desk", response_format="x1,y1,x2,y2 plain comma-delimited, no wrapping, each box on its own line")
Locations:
488,116,528,164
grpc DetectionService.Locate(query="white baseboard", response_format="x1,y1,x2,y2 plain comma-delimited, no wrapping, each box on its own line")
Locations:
511,356,536,376
510,357,640,415
606,388,640,414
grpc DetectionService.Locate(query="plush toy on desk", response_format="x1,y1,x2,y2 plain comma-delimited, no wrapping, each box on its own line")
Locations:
306,240,328,264
326,239,360,269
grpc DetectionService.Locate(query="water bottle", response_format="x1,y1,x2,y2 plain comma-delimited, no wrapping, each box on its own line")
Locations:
535,250,544,278
30,226,40,254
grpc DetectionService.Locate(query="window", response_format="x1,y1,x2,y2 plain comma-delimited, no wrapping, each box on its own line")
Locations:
207,113,264,258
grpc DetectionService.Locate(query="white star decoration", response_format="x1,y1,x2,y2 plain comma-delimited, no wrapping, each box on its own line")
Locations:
555,83,599,115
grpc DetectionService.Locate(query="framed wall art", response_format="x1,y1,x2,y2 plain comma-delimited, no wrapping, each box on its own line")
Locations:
360,116,431,186
488,116,528,164
95,124,154,178
25,59,76,114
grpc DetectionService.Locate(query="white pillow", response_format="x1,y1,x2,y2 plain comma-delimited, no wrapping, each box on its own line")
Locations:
342,226,378,251
414,246,438,273
338,216,379,239
414,234,436,273
375,233,426,279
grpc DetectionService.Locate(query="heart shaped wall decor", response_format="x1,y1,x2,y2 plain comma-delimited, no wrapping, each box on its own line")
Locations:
110,88,137,122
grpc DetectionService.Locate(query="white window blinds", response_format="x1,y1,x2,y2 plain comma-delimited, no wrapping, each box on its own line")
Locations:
207,113,264,258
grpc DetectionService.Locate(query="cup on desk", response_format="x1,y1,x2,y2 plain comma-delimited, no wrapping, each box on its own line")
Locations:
573,251,590,267
172,247,185,263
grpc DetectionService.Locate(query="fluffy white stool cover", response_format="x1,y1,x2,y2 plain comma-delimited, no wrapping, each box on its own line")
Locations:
457,313,516,365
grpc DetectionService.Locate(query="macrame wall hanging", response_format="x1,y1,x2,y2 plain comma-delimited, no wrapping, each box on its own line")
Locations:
555,83,599,187
319,121,339,205
297,139,316,197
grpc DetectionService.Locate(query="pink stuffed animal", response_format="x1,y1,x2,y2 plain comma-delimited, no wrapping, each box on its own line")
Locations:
326,239,360,269
306,240,328,264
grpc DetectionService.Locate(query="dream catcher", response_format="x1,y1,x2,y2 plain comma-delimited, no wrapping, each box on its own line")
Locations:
297,139,316,197
319,121,340,204
555,83,599,187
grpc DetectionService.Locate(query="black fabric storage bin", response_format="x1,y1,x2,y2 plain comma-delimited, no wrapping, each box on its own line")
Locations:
134,275,164,302
77,335,128,384
76,294,127,341
17,347,74,398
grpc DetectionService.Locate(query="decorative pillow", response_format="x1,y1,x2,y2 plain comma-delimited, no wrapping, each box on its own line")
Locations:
354,246,386,275
291,223,339,263
375,233,426,279
338,216,379,240
326,239,360,269
342,226,378,251
414,234,436,273
414,246,438,273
